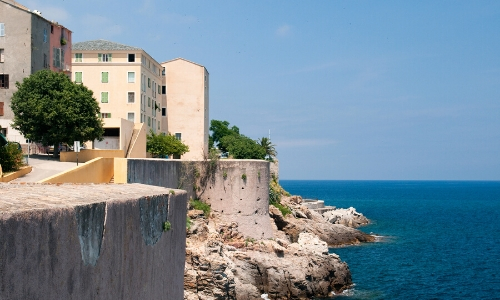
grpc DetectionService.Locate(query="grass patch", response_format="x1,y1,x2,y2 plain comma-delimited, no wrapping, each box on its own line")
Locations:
272,202,292,216
189,199,211,217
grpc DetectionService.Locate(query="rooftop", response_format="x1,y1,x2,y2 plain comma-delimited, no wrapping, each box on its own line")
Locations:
73,39,142,51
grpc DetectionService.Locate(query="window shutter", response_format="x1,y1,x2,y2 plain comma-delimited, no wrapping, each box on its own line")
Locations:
75,72,82,83
0,102,4,116
0,49,4,63
4,75,8,89
108,53,112,62
98,53,102,62
102,72,108,83
0,24,4,36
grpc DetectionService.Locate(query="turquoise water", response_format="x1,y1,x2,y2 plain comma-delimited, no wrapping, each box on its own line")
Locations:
280,180,500,299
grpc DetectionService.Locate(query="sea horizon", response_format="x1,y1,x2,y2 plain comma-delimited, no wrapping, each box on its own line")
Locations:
280,180,500,299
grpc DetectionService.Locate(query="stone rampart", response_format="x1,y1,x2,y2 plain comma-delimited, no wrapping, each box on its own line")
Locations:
126,159,273,239
0,183,187,300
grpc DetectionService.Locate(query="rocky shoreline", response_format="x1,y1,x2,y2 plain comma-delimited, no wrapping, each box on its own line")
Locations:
184,195,374,299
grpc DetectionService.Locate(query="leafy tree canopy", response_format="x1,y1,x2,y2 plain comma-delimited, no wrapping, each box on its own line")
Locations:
221,134,266,159
209,120,240,153
209,119,276,160
258,137,278,161
146,130,189,158
10,70,104,148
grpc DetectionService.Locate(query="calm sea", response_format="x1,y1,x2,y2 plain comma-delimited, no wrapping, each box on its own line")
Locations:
280,180,500,300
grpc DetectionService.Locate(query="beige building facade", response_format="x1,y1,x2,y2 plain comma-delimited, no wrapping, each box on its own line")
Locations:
72,40,163,135
162,58,209,160
73,41,209,160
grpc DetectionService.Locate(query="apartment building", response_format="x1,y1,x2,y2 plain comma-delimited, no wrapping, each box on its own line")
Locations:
162,58,209,160
72,40,163,135
0,0,71,142
73,40,209,160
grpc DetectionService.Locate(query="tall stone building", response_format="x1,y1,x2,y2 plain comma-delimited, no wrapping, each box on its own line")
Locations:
0,0,71,142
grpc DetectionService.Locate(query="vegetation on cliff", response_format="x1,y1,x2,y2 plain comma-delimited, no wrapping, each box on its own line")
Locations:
209,120,277,160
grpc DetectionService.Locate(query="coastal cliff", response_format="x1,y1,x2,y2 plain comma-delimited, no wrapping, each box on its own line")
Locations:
184,195,373,299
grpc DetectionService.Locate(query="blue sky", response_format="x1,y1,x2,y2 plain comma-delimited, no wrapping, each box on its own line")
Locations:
25,0,500,180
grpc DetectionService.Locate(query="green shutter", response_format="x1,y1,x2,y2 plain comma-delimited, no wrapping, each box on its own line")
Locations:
101,92,108,103
98,53,102,62
75,72,82,83
108,53,112,62
102,72,108,83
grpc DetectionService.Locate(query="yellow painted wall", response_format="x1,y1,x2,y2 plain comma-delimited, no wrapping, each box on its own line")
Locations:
40,157,114,184
114,158,128,183
60,149,124,163
127,122,147,158
0,166,32,182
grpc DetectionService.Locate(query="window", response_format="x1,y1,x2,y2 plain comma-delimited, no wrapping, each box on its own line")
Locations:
148,78,151,88
50,25,53,33
148,116,151,127
127,112,135,122
128,54,135,62
162,86,166,94
101,72,108,83
101,92,109,103
75,72,82,83
0,74,9,89
98,53,112,62
158,85,161,94
158,121,160,130
0,49,4,63
53,48,61,68
43,28,47,43
128,92,135,103
101,113,111,118
0,102,4,116
75,53,82,62
148,97,151,107
0,24,4,37
140,114,143,123
175,133,181,140
162,107,166,116
127,72,135,83
141,55,146,66
162,67,165,76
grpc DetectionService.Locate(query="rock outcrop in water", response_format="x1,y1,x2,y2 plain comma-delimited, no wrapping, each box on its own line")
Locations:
184,196,374,299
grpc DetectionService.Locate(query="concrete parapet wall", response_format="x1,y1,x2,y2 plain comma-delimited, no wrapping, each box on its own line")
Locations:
126,159,273,239
60,149,125,163
40,157,114,184
0,183,187,300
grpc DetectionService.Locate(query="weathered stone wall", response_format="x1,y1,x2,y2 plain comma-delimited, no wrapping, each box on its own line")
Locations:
0,183,187,300
127,159,273,239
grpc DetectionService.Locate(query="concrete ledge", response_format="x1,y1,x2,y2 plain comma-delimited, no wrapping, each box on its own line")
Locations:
0,183,187,299
0,166,32,182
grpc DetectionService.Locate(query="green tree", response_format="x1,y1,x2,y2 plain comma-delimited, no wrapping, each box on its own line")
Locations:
258,137,277,161
221,134,266,159
209,120,240,153
146,130,189,158
10,70,104,156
